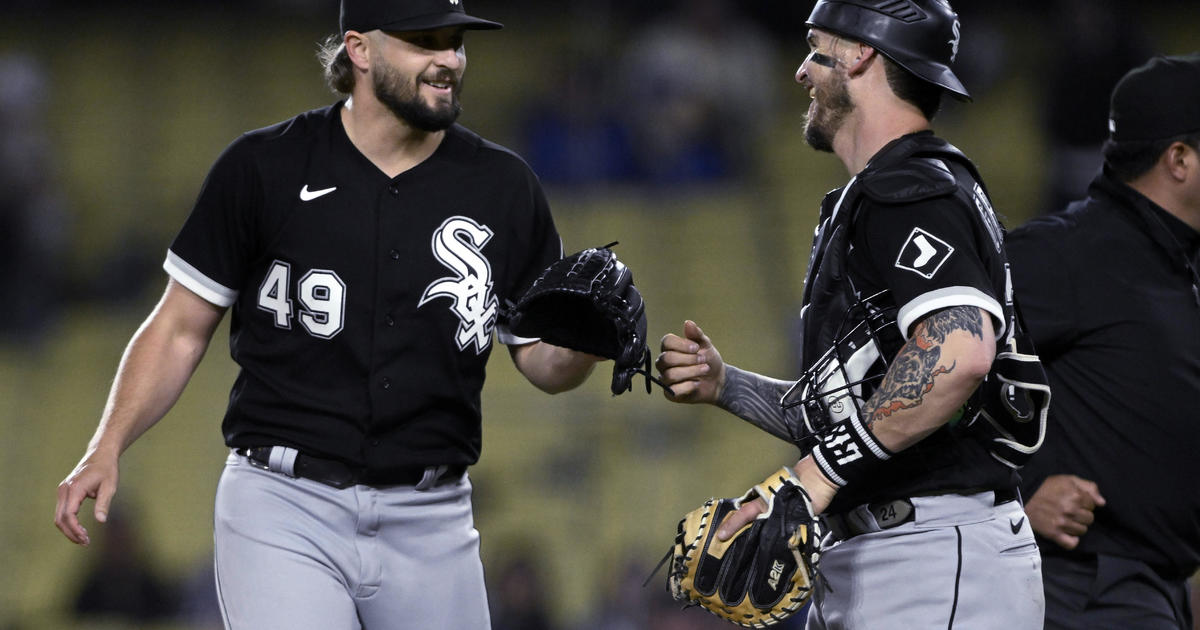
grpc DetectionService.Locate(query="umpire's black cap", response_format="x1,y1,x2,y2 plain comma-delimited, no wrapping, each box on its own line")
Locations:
1108,53,1200,142
340,0,503,34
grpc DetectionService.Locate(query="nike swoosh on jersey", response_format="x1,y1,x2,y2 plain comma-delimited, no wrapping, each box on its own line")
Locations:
300,185,337,201
1010,516,1026,534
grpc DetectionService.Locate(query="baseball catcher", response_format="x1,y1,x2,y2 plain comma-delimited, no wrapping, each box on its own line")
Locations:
666,467,822,627
506,243,667,395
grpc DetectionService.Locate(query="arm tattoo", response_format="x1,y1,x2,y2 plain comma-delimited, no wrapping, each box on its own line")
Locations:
717,365,805,443
864,306,984,428
920,305,985,343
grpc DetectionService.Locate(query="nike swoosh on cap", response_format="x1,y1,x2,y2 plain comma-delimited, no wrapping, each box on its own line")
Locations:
300,185,337,201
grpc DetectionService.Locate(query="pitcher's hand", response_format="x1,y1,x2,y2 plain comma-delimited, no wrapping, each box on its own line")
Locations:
54,450,120,546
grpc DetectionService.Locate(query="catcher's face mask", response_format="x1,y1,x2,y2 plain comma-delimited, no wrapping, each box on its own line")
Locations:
782,286,1052,469
781,289,902,445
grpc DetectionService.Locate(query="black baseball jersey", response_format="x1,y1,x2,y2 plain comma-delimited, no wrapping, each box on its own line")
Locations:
798,132,1017,513
1010,170,1200,579
165,102,562,479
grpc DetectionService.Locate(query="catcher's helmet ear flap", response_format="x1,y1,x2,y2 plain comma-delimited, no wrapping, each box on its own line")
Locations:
806,0,971,100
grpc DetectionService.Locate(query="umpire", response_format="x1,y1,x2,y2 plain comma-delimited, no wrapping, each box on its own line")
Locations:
53,1,606,628
1009,53,1200,629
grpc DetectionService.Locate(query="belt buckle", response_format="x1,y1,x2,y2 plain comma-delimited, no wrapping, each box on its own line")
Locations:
240,448,271,472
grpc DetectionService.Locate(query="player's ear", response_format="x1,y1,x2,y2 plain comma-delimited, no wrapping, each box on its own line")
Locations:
344,30,372,72
846,44,876,76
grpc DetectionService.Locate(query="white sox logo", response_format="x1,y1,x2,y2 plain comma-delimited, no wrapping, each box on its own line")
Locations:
419,216,498,354
895,227,955,280
949,19,961,62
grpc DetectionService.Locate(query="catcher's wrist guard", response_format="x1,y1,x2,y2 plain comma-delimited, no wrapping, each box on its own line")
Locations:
665,467,822,627
810,414,893,488
506,243,670,395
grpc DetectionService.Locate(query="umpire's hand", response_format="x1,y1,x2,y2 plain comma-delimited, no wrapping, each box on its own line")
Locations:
656,320,725,403
1026,474,1107,550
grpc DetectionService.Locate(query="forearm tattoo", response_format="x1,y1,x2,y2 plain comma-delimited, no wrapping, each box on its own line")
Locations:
717,365,805,443
865,306,984,429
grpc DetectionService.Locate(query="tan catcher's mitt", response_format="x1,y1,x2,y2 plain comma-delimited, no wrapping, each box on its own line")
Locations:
668,467,822,628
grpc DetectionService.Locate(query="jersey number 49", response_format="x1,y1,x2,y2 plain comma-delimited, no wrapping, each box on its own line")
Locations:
258,260,346,339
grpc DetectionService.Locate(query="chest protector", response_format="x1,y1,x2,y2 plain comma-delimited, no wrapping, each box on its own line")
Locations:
786,134,1050,469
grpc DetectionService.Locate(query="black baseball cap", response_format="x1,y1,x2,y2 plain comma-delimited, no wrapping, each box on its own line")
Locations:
1109,53,1200,142
340,0,503,34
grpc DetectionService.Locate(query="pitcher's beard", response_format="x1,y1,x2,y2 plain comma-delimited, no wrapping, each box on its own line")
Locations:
374,64,463,132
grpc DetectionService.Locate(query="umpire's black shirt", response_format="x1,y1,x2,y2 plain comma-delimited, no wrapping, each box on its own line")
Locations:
1008,168,1200,580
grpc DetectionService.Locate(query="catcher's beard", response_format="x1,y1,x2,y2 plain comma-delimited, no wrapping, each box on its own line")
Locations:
372,59,463,132
804,68,853,153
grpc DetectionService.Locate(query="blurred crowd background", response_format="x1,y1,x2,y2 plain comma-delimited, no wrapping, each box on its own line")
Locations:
1,1,1196,629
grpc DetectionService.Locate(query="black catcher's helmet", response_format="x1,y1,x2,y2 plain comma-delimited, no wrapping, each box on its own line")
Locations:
806,0,970,100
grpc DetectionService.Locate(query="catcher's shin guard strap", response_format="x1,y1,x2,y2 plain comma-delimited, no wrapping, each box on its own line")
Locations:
811,415,892,488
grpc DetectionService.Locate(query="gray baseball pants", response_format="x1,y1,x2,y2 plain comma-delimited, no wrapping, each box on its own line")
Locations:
808,490,1044,629
213,451,490,630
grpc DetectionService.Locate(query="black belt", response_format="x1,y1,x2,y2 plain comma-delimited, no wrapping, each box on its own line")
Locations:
236,446,465,490
823,487,1019,541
